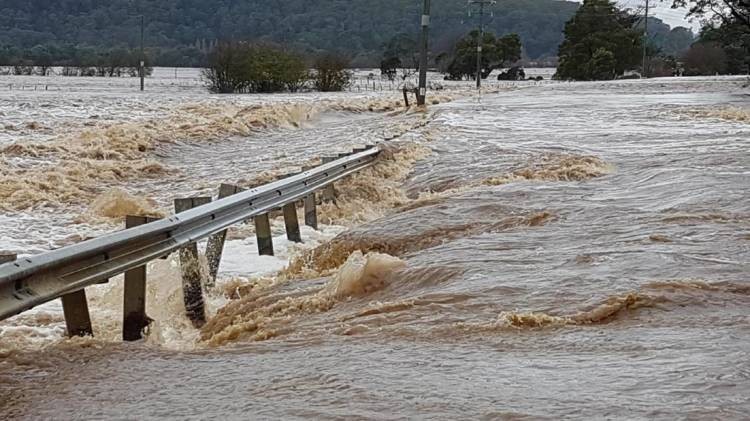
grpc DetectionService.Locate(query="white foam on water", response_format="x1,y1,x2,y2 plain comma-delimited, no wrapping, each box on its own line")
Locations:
0,219,346,352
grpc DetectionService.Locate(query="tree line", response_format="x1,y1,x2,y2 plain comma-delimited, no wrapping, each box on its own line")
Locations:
0,0,579,67
554,0,748,80
0,44,153,77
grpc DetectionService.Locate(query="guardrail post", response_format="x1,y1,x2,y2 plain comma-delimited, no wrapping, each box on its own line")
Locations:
61,290,93,337
304,193,318,230
206,184,244,285
0,253,17,264
254,214,274,256
300,165,318,230
282,203,302,243
174,196,212,328
321,156,337,203
122,215,153,341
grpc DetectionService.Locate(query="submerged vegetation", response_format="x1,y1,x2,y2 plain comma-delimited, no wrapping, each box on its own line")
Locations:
202,42,350,94
440,31,522,81
0,45,152,77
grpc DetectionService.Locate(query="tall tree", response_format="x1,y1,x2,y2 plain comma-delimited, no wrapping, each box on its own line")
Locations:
443,31,522,80
555,0,642,80
672,0,750,31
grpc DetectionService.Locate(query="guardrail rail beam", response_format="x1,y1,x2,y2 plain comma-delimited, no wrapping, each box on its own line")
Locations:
0,147,381,337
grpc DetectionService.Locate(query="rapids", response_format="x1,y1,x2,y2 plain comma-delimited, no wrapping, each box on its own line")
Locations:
1,72,749,419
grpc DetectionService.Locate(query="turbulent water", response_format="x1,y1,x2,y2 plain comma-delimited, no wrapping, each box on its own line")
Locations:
1,72,749,420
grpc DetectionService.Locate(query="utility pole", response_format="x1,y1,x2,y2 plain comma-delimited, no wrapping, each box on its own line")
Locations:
140,14,145,91
642,0,649,78
417,0,431,106
468,0,495,90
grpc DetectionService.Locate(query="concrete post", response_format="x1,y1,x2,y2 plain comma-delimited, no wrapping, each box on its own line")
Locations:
174,196,212,328
206,184,244,285
282,203,302,243
254,213,274,256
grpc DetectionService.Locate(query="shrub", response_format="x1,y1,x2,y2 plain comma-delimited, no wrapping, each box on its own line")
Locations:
682,42,728,75
203,41,309,93
313,54,352,92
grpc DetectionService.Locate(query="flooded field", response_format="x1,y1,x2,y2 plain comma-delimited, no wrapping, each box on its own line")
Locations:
1,71,749,419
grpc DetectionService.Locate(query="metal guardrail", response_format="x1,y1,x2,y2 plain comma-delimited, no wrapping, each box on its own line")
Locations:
0,146,380,338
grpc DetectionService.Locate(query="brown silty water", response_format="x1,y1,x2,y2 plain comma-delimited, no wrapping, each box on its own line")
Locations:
1,76,750,419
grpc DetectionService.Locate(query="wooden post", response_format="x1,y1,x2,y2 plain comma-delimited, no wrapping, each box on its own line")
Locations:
61,290,93,337
0,253,16,264
282,203,302,243
254,213,274,256
122,215,152,341
304,192,318,230
206,184,244,285
403,87,410,107
174,197,212,328
321,156,337,203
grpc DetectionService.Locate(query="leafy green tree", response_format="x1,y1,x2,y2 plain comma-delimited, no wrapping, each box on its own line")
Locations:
555,0,642,80
443,31,522,80
590,48,616,79
697,22,750,74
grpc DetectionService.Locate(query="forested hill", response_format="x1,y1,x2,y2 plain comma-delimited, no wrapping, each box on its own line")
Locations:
0,0,580,65
0,0,693,66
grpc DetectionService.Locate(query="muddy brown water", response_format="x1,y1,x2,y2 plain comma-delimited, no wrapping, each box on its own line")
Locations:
1,77,749,420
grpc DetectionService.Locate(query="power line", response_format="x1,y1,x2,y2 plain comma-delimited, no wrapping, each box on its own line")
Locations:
468,0,496,90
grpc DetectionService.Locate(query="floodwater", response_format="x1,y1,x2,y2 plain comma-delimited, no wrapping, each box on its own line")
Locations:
1,71,749,420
